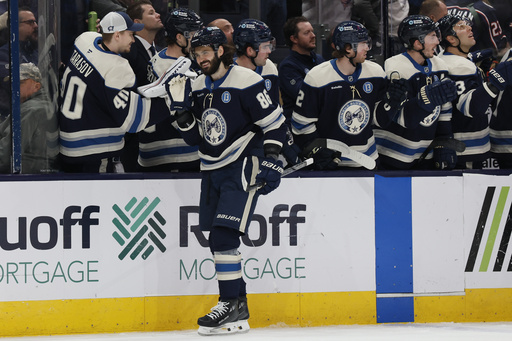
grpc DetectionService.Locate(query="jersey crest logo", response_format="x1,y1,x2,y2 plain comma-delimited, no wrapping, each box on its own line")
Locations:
265,79,272,91
202,108,227,146
221,91,231,103
338,99,370,135
420,105,441,127
363,82,373,94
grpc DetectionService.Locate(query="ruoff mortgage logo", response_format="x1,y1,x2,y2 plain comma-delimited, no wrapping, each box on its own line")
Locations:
466,186,512,272
112,197,167,260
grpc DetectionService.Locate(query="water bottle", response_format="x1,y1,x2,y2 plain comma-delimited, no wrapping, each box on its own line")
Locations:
88,11,98,32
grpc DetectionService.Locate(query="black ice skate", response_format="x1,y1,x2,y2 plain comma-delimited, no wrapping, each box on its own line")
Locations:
237,296,250,333
197,298,239,336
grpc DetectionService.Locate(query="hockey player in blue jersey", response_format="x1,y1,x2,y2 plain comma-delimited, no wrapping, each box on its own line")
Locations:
374,15,459,170
438,14,507,169
166,26,287,335
137,8,203,172
291,21,405,169
233,18,301,166
489,49,512,168
59,11,178,172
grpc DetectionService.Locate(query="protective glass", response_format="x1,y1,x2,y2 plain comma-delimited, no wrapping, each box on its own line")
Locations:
357,37,372,51
453,20,472,32
423,30,440,44
258,38,276,53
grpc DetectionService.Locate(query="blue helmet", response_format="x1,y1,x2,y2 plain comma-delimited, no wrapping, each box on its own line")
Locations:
164,8,203,40
398,15,440,49
233,19,275,54
191,26,227,50
332,21,371,52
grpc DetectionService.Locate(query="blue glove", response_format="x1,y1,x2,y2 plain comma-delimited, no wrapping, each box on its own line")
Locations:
255,157,284,195
165,74,192,112
467,49,493,63
281,128,302,166
488,60,512,91
433,146,457,170
417,79,457,111
384,78,408,114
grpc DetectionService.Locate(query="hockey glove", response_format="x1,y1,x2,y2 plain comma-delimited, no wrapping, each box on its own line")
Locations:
417,79,457,112
467,49,493,64
309,147,340,170
255,157,284,195
281,128,302,166
165,74,192,112
433,145,457,170
384,78,408,115
488,60,512,91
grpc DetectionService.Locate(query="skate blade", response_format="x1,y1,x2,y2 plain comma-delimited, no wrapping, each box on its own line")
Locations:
198,322,238,336
237,319,250,333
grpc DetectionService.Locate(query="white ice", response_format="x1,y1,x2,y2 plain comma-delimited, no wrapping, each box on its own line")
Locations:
2,322,512,341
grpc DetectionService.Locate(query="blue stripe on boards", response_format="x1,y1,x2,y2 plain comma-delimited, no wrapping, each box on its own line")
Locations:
375,175,414,323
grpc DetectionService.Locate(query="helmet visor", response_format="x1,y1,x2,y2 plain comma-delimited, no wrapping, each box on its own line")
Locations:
258,38,276,53
423,29,440,44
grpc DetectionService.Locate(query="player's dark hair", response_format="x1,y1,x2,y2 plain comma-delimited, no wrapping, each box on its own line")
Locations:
283,16,309,48
219,43,235,66
332,44,351,59
126,0,153,21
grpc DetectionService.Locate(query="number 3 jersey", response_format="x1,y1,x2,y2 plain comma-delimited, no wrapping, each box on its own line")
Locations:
291,59,387,167
58,32,172,164
181,65,286,171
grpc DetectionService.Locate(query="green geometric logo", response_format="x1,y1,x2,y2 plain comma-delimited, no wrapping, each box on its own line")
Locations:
112,197,167,260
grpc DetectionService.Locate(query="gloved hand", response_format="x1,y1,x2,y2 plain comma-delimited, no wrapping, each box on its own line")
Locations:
384,78,408,115
255,157,284,195
488,60,512,91
417,79,457,112
310,147,340,170
433,146,457,170
467,49,493,64
165,74,192,112
281,128,301,166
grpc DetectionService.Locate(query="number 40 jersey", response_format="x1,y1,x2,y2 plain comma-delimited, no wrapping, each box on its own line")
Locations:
59,32,172,165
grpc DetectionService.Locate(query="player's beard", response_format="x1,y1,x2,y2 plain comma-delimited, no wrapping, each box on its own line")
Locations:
201,54,221,76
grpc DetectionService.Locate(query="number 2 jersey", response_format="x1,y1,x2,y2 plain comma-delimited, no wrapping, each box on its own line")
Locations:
291,59,387,168
59,32,172,164
179,65,287,171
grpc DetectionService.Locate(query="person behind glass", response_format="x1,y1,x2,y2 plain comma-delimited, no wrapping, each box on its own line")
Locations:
373,15,459,170
278,16,324,122
0,7,39,119
137,7,203,172
438,14,506,169
291,21,399,170
119,0,164,171
0,63,58,173
58,11,176,173
166,26,286,335
208,18,234,45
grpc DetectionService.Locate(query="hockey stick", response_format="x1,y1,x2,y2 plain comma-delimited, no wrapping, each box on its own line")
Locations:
245,158,314,192
137,56,192,98
416,137,466,165
302,138,377,170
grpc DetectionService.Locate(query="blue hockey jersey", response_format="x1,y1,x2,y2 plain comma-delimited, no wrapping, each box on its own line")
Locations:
439,52,493,166
490,49,512,161
291,59,387,168
374,52,453,169
179,65,286,171
59,32,172,163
